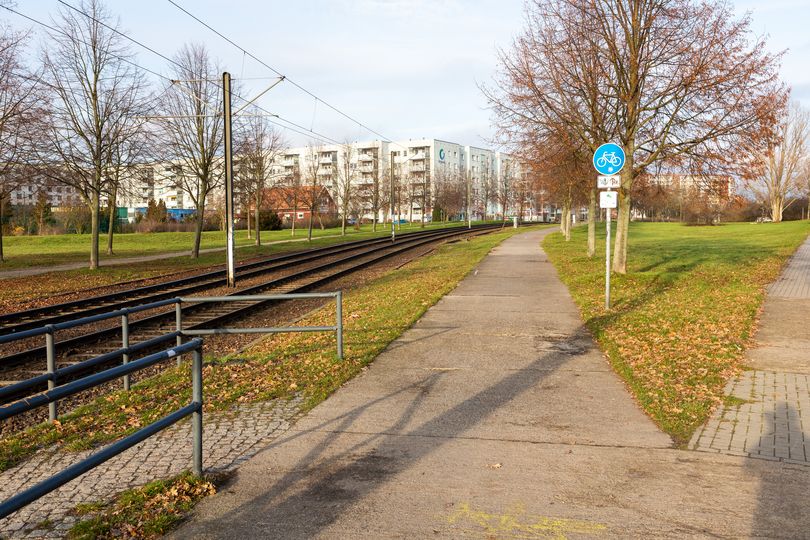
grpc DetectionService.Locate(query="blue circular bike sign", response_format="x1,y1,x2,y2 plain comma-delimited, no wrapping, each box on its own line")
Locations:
593,143,625,175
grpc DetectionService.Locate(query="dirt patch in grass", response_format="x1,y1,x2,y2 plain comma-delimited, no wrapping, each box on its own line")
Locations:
543,221,810,444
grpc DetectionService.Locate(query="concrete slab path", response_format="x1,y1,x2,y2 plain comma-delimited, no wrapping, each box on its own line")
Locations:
692,233,810,464
175,229,810,539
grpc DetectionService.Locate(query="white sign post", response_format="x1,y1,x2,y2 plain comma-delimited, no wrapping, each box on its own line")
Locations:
594,144,626,310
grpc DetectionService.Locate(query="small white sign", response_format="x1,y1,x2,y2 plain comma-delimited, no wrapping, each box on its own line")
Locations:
600,191,618,209
597,175,621,189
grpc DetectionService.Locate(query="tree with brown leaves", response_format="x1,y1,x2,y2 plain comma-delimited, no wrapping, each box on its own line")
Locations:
487,0,785,273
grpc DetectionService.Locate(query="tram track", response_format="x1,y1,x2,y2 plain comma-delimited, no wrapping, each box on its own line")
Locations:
0,223,506,406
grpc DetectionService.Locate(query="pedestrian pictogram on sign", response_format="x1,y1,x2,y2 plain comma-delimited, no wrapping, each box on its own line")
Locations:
597,175,620,189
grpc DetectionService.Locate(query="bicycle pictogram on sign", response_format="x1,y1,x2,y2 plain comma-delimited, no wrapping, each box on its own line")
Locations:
592,143,626,175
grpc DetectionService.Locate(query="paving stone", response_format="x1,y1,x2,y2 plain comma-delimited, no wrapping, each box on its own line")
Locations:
0,396,303,538
695,370,810,466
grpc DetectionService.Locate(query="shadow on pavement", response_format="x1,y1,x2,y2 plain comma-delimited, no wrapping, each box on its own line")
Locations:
750,403,808,537
189,327,583,538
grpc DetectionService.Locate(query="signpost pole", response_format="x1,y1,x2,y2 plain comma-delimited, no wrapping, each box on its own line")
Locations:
594,142,625,311
605,193,611,310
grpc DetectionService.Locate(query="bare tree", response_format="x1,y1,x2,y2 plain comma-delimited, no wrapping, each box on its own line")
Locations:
799,158,810,219
40,0,148,269
370,153,382,231
749,102,809,222
480,160,496,221
497,161,513,220
235,114,286,245
103,111,151,254
337,141,354,235
302,144,323,241
0,24,42,262
159,43,223,258
487,0,785,273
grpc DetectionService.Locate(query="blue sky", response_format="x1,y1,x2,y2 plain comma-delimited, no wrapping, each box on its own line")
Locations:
16,1,810,148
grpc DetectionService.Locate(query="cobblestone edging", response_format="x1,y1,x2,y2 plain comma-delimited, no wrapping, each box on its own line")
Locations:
0,397,303,538
690,371,809,465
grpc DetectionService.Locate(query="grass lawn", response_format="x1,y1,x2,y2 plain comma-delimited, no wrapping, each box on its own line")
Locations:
68,472,215,539
0,220,483,270
0,224,547,473
0,221,498,310
543,220,810,444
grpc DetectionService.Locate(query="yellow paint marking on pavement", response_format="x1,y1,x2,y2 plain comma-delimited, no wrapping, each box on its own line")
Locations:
446,502,606,539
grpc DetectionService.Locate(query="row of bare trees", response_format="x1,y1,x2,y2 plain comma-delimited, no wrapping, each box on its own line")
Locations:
0,0,296,266
486,0,789,273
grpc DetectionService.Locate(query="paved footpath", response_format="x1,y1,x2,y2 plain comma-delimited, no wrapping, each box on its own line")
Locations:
0,398,302,538
692,235,810,463
175,230,810,539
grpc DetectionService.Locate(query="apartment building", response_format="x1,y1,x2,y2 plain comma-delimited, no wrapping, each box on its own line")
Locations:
7,138,526,225
277,138,523,222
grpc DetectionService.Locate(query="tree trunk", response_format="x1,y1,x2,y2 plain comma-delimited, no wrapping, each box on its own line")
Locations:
90,194,100,270
421,183,426,228
0,193,5,262
560,198,572,241
771,196,784,223
307,211,313,242
192,202,204,258
254,192,261,246
613,164,633,274
106,199,115,255
247,205,251,240
587,186,597,257
341,213,346,236
291,199,297,236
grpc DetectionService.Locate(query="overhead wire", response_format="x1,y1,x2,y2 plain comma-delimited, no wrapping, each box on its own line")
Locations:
164,0,409,150
4,2,340,146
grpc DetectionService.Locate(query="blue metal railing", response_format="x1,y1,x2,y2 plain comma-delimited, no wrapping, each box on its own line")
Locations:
0,339,204,520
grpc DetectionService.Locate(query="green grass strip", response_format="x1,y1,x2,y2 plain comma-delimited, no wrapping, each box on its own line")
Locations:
543,221,810,444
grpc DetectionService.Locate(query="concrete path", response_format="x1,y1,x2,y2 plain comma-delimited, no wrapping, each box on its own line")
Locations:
692,234,810,464
175,230,810,539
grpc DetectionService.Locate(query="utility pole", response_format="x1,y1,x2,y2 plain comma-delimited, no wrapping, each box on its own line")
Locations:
390,150,396,242
223,71,236,287
466,169,472,229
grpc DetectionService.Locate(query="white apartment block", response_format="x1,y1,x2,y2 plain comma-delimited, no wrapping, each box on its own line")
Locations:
276,138,524,222
8,139,528,224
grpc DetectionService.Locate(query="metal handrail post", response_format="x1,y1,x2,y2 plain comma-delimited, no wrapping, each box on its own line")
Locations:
192,346,203,477
45,326,56,422
175,301,183,366
336,291,343,360
121,312,130,391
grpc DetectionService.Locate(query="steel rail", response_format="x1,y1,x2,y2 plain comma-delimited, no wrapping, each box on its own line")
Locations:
0,224,503,380
0,225,465,335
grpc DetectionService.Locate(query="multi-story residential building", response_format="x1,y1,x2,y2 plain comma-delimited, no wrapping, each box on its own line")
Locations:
8,181,83,209
276,138,524,223
7,138,527,225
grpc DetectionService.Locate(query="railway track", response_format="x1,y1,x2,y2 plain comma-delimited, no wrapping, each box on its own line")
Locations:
0,226,470,336
0,223,506,404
